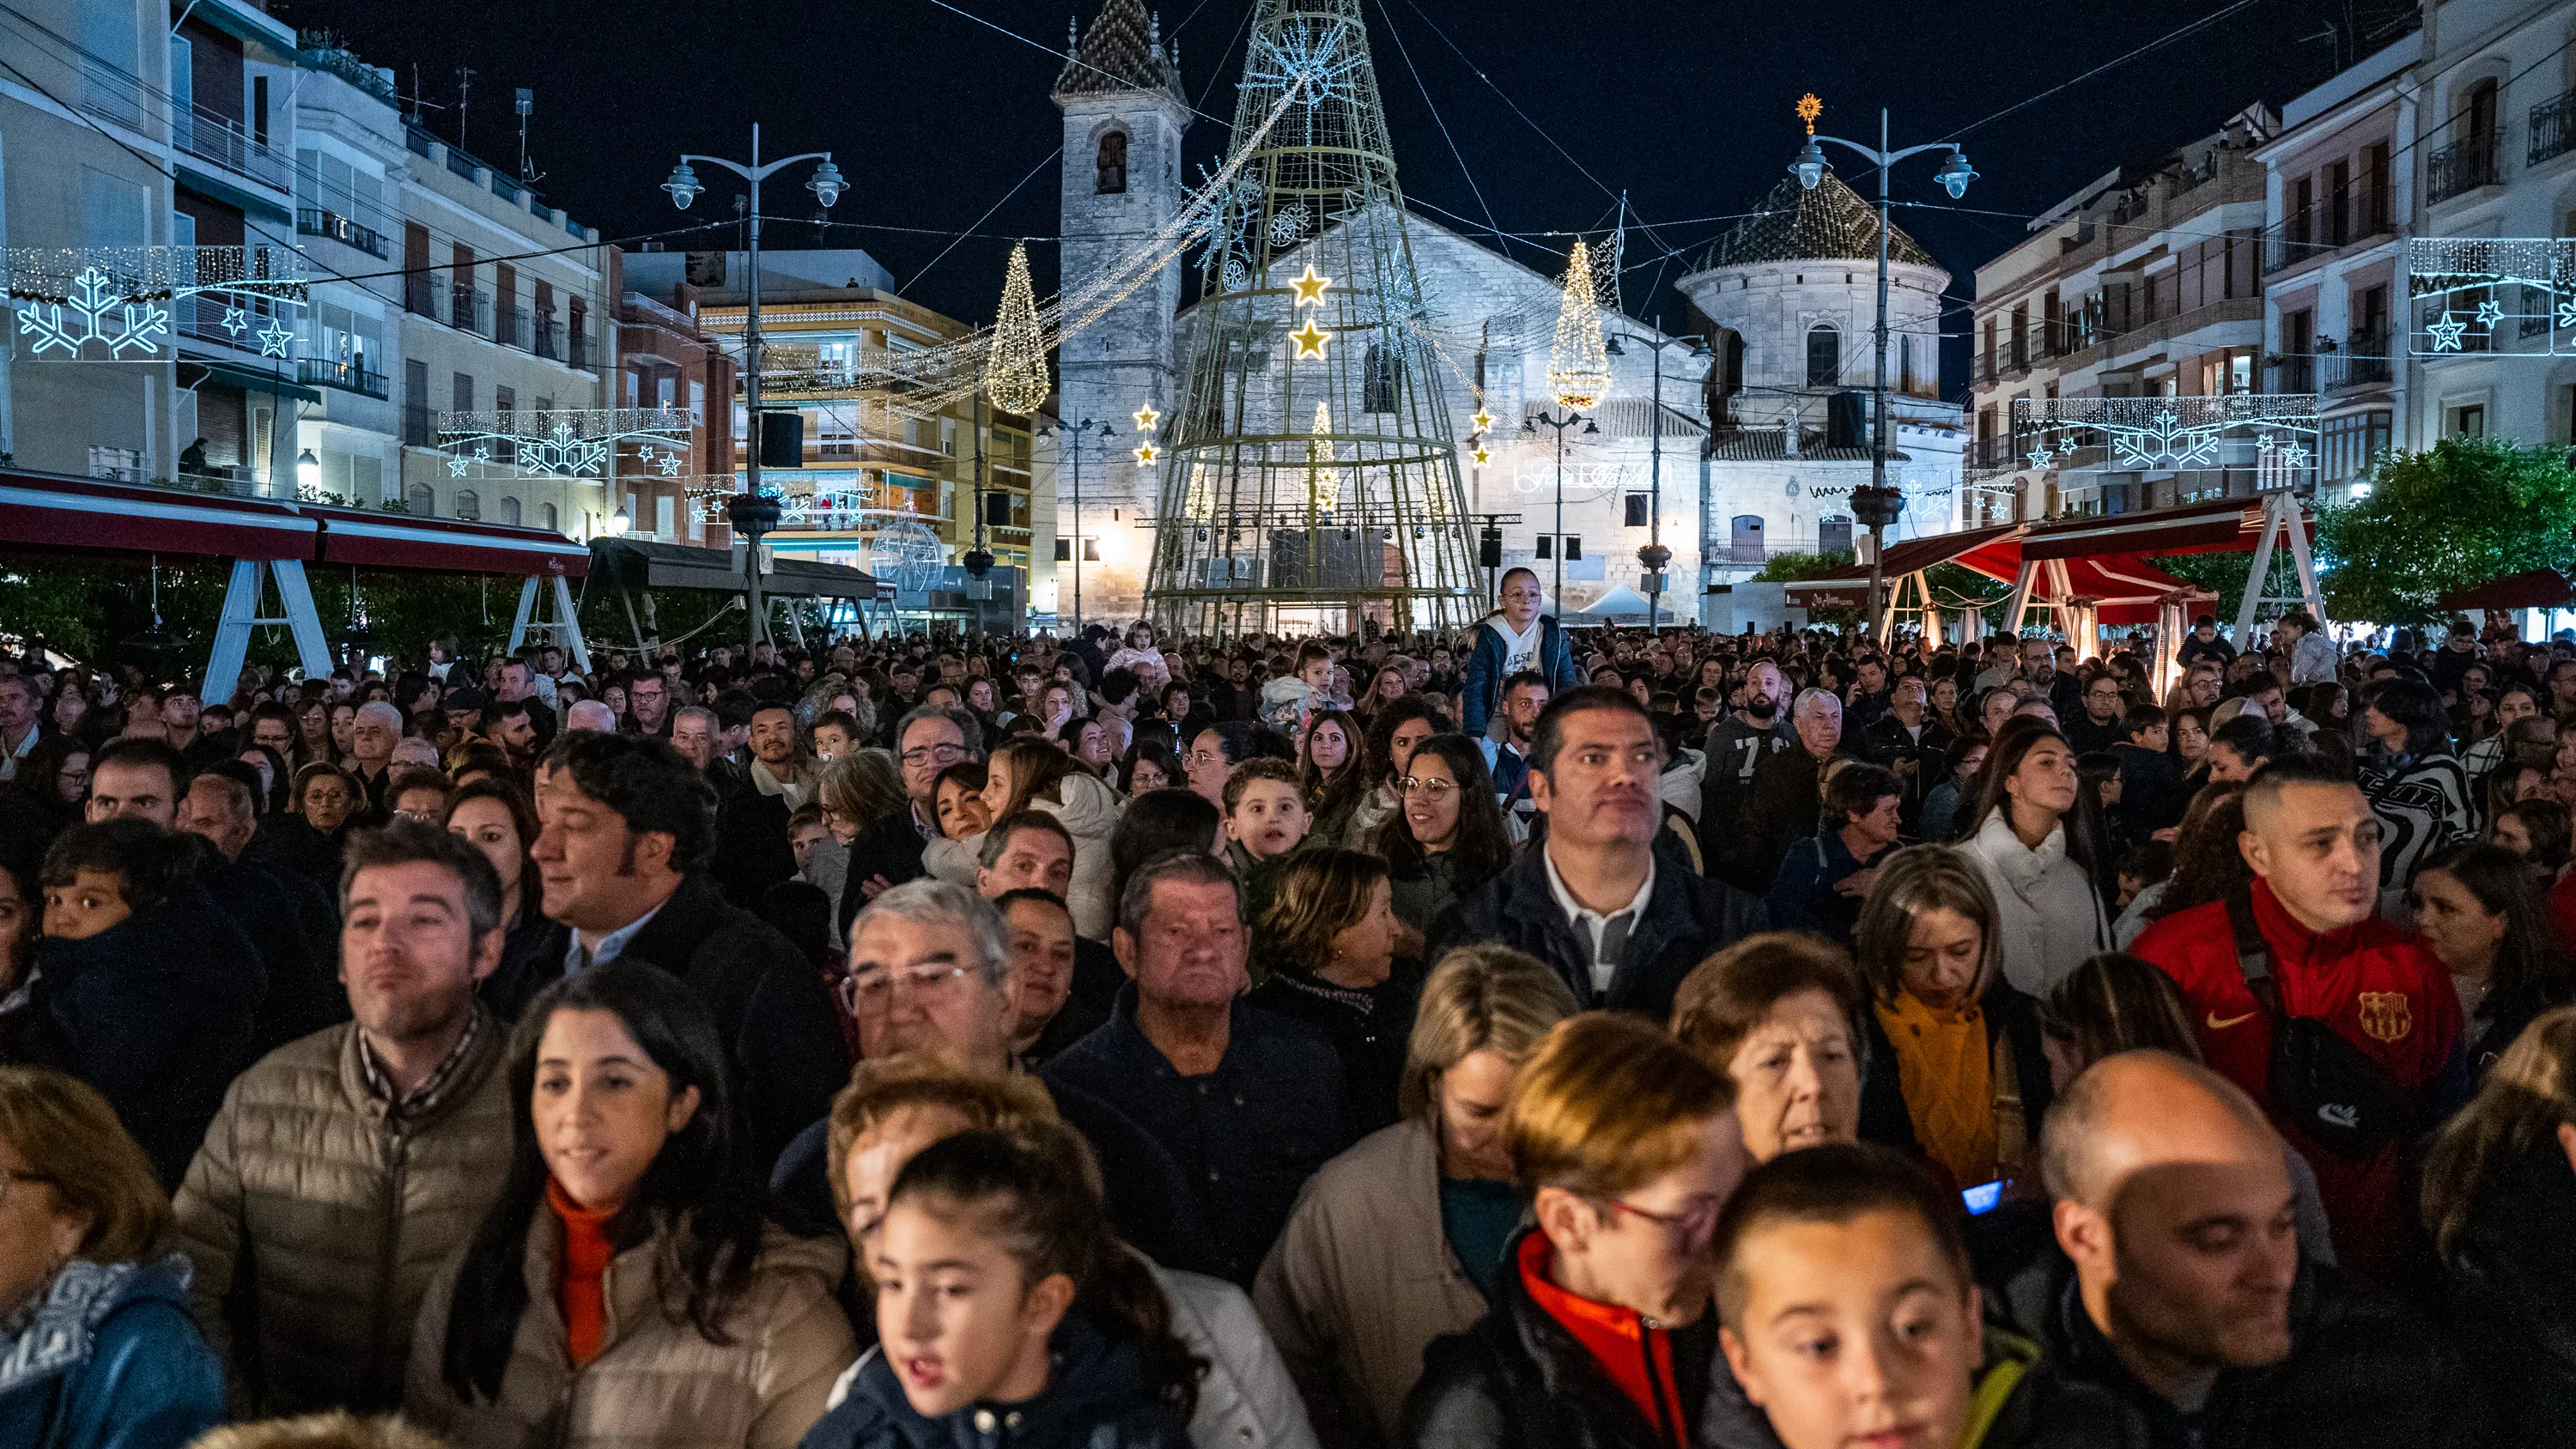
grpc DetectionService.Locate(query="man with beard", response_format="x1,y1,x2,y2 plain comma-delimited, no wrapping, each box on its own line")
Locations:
623,670,673,738
1481,671,1552,817
712,700,818,908
2038,1052,2488,1449
2017,634,2084,721
172,822,515,1416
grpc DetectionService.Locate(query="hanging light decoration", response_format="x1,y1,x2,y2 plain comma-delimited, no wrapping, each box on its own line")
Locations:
982,242,1051,414
1547,238,1611,409
1307,402,1340,515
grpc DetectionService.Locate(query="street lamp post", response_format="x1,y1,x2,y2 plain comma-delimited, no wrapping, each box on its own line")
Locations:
662,123,846,649
1604,328,1706,634
1040,418,1115,631
963,391,996,635
1789,99,1976,644
1523,410,1596,615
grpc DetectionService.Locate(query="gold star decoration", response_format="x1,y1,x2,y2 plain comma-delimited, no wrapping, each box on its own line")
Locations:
1289,264,1332,308
1470,445,1492,466
1135,442,1160,465
1470,408,1495,434
1287,317,1332,358
1133,403,1161,433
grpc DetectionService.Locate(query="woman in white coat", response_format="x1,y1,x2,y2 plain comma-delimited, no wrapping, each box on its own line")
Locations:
984,737,1121,937
1953,715,2111,996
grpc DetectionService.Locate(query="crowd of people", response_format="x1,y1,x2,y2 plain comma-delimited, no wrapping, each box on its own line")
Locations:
3,570,2574,1449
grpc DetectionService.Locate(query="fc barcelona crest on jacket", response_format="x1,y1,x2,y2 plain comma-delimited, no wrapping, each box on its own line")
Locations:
2358,991,2412,1044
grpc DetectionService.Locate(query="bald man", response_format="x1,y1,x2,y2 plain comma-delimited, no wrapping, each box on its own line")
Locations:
2129,755,2463,1285
2038,1052,2488,1449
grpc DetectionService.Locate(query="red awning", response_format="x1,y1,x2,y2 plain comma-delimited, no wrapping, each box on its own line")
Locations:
307,507,588,577
2441,567,2573,613
1780,522,2027,602
2020,497,2302,560
0,470,315,561
2033,553,2214,625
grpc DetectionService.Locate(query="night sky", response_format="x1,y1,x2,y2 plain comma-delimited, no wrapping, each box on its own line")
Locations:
280,0,2417,391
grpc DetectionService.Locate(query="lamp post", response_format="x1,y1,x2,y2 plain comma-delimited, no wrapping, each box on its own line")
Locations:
662,124,846,648
1522,410,1596,614
963,391,996,636
1040,418,1115,631
1603,328,1707,634
1789,97,1975,643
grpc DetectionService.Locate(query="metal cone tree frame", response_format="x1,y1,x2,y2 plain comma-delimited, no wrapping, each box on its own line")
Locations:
1143,0,1480,637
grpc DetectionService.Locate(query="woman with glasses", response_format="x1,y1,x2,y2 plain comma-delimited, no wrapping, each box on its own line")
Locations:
1382,737,1513,943
0,1066,222,1449
1344,697,1449,850
1400,1013,1742,1449
407,964,854,1449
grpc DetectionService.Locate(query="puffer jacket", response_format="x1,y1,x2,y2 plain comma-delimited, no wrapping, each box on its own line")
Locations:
0,1255,222,1449
1255,1119,1492,1449
171,1012,513,1416
1155,1264,1319,1449
802,1315,1192,1449
1039,772,1121,940
405,1216,857,1449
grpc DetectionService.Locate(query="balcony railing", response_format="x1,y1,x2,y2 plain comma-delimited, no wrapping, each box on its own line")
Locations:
297,208,388,259
2271,355,2317,392
2324,349,2393,391
2534,89,2576,167
77,61,146,128
491,173,524,203
446,148,480,181
173,103,292,192
299,356,387,397
2427,130,2502,205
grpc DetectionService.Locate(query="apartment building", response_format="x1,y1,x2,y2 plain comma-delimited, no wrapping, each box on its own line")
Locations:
654,248,1042,629
1967,106,2280,522
608,248,734,543
288,39,407,507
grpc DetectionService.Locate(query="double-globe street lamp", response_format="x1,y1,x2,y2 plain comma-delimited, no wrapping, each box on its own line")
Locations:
664,124,847,648
1602,328,1705,635
1522,409,1596,616
1788,99,1976,644
1036,417,1117,632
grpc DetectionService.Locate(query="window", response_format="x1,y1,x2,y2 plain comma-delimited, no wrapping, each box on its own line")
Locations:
405,483,435,517
495,385,516,462
2320,410,2391,482
1535,536,1552,560
1564,536,1582,561
2455,403,2487,438
499,496,521,526
1055,538,1072,562
453,372,474,415
454,490,481,522
1806,324,1841,387
1820,518,1853,555
543,502,558,531
404,360,431,446
1083,539,1100,562
656,496,676,537
1096,130,1128,194
1624,493,1649,527
1729,514,1765,563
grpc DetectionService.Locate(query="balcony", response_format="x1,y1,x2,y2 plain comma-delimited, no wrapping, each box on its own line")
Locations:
173,103,293,193
2261,197,2391,276
2270,355,2317,392
297,207,388,259
299,356,387,398
2427,130,2502,205
2535,90,2576,167
2323,348,2393,391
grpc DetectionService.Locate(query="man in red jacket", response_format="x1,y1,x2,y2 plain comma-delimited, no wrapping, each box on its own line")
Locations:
2129,756,2464,1285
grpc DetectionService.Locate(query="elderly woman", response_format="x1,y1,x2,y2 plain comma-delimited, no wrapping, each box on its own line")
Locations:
1849,846,2054,1198
405,965,854,1449
1253,947,1577,1449
0,1066,222,1449
1669,931,1869,1164
1249,850,1417,1134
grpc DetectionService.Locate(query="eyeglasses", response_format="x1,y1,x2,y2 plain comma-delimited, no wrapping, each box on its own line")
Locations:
1596,1194,1722,1244
1397,775,1458,798
900,743,968,767
849,961,974,1004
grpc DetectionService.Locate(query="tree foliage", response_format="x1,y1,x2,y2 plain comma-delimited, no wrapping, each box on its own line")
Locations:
2315,436,2576,625
1753,549,1853,583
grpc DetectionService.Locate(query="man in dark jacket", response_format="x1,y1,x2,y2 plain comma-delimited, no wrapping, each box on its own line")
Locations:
1045,851,1346,1285
2035,1052,2492,1449
1740,688,1850,895
1440,687,1765,1021
712,700,816,909
1860,674,1951,823
177,772,347,1054
836,703,982,942
532,731,848,1167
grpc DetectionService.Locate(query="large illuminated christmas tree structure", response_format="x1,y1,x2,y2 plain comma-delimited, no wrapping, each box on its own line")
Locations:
1144,0,1479,636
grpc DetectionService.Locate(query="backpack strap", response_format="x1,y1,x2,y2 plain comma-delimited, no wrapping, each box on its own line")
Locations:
2225,891,2287,1022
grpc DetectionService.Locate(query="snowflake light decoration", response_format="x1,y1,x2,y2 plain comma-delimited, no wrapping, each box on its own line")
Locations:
521,424,606,476
1267,204,1310,249
1244,21,1364,108
1222,258,1251,294
13,267,169,358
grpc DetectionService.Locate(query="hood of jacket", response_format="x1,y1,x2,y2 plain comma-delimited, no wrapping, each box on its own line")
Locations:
0,1253,191,1397
830,1312,1188,1449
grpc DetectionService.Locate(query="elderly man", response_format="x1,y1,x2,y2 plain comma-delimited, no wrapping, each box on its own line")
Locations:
177,770,342,1054
1442,687,1765,1018
530,731,848,1163
836,702,981,941
2129,756,2463,1285
347,700,403,815
563,699,617,733
173,822,513,1416
2038,1052,2488,1449
1742,687,1849,888
1045,852,1348,1284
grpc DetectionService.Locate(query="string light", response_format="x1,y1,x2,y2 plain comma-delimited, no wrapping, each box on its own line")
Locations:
983,241,1051,413
1309,403,1340,514
1547,237,1611,409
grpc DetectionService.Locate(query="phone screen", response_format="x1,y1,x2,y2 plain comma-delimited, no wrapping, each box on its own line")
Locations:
1960,1180,2004,1216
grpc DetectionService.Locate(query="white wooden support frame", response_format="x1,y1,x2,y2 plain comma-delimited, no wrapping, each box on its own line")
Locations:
506,574,593,676
203,559,331,703
2230,491,2328,640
